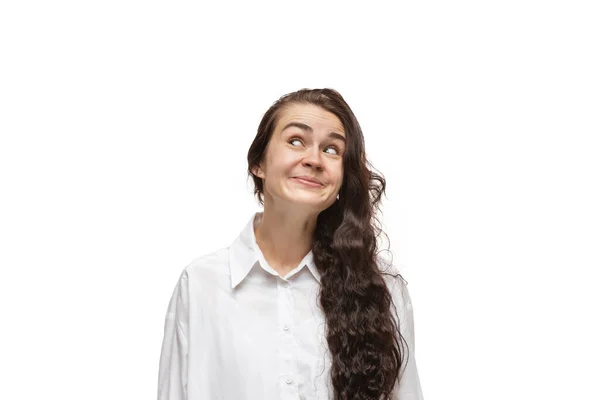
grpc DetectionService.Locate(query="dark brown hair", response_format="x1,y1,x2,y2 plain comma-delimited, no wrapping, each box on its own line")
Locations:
247,88,408,399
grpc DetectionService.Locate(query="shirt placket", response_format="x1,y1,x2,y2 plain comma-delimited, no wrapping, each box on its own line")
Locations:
277,278,301,400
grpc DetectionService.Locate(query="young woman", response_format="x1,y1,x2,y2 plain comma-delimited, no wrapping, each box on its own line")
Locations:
158,88,424,399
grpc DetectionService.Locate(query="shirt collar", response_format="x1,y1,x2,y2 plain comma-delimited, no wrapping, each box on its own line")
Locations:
228,211,321,289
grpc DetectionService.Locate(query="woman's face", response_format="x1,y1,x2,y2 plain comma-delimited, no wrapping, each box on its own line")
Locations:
253,102,346,212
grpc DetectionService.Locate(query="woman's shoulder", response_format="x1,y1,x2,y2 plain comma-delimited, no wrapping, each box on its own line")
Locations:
177,247,228,282
172,247,232,295
375,255,412,306
184,247,229,273
376,255,407,284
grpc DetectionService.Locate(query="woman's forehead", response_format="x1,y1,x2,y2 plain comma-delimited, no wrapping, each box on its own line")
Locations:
276,103,345,134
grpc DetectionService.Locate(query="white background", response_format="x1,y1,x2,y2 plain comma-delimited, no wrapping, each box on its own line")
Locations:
1,1,599,399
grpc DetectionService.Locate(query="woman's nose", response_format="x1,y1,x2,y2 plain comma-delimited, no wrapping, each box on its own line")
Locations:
302,148,324,170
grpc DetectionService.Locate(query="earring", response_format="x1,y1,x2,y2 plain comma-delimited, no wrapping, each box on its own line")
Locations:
336,193,340,200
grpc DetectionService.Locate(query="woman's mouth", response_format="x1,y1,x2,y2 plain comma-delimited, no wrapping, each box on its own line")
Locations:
292,177,324,188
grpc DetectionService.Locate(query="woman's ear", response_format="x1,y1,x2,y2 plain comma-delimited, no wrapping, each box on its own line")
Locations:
251,165,263,178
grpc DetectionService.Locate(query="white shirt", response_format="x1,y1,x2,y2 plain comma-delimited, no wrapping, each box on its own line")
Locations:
158,211,423,400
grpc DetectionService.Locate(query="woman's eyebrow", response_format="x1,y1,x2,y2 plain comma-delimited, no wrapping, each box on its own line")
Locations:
282,121,346,143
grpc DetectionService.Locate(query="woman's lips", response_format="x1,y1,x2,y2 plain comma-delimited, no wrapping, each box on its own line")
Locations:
292,177,324,188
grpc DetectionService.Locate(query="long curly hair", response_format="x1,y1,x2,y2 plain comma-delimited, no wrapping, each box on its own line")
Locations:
247,88,409,400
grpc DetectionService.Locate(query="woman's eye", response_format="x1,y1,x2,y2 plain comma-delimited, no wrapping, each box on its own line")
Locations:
324,146,339,155
288,138,341,156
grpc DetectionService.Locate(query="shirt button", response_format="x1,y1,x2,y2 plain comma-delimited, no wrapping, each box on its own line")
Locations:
285,379,292,384
283,325,289,331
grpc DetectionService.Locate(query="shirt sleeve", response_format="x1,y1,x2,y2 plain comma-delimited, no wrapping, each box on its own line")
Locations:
392,277,424,400
158,269,189,400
